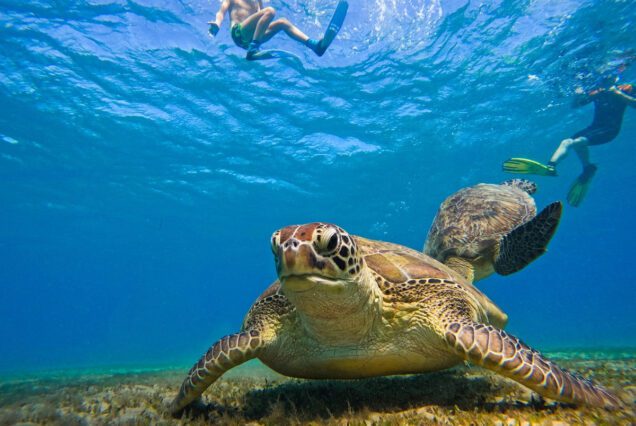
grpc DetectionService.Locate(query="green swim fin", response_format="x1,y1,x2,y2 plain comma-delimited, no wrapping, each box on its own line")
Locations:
502,158,557,176
567,164,597,207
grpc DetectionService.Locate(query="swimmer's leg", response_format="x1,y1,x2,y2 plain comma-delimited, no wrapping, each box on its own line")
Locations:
252,7,276,45
239,9,274,41
262,19,308,43
551,136,596,207
239,8,277,59
572,142,592,169
261,19,322,54
548,136,589,169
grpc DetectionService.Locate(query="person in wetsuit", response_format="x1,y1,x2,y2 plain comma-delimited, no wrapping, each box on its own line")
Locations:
503,80,636,206
207,0,327,60
547,82,636,175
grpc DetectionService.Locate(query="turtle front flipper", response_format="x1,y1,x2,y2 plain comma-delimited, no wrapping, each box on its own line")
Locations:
170,330,265,415
171,283,292,415
494,201,562,275
444,322,622,408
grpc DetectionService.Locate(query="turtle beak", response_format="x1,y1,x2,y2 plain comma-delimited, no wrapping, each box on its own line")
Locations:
276,239,316,278
275,240,312,292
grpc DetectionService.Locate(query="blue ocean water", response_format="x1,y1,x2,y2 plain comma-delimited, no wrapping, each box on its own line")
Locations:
0,0,634,375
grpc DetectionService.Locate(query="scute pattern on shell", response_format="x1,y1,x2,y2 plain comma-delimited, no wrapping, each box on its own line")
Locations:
358,237,457,283
425,183,537,262
352,236,491,311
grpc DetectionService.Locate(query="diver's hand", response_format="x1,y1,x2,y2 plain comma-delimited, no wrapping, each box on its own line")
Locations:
208,21,220,36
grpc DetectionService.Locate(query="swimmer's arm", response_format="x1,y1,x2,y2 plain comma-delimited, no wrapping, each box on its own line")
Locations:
610,86,636,106
208,0,231,29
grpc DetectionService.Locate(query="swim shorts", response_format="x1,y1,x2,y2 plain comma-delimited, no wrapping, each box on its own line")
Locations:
231,23,250,50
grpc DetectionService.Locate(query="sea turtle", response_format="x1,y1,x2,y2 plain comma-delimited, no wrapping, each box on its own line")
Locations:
424,179,562,283
170,222,620,413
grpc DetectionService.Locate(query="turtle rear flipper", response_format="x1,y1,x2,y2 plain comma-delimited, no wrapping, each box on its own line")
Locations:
494,201,562,275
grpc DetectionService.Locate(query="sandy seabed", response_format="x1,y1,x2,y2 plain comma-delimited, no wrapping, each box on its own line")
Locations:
0,350,634,425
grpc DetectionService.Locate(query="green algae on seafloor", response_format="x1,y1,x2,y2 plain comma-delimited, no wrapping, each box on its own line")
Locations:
0,350,634,425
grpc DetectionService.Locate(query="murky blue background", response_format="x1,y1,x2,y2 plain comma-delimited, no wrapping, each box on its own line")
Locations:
1,0,635,374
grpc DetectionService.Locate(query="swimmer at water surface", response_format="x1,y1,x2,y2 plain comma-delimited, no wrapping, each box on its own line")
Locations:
208,0,347,60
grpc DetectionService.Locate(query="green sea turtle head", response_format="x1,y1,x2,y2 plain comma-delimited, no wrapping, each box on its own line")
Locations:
271,222,373,324
272,222,363,292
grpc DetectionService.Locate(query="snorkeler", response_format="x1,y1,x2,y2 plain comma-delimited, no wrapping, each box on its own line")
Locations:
503,80,636,207
208,0,347,61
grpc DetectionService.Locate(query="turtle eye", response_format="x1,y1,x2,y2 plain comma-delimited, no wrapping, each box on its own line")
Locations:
271,232,281,255
314,226,340,255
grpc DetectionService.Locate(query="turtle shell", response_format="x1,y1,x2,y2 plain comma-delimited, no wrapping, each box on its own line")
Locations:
424,183,536,262
360,237,458,283
356,236,508,327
